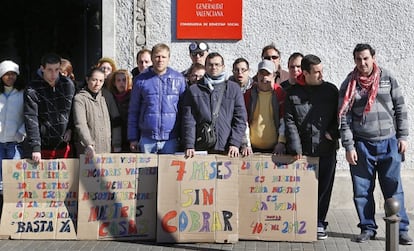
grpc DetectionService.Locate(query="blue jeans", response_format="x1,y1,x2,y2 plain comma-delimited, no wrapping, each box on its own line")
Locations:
351,136,409,234
0,142,22,190
139,137,178,154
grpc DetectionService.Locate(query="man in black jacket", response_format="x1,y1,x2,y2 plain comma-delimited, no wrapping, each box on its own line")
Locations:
24,53,75,162
284,54,339,240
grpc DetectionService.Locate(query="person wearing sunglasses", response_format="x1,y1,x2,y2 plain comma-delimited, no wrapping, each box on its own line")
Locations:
260,43,289,84
182,41,209,77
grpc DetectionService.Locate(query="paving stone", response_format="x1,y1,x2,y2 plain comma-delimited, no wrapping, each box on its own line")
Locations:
0,210,413,251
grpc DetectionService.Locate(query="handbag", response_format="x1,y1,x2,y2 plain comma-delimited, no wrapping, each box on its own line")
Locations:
195,85,226,150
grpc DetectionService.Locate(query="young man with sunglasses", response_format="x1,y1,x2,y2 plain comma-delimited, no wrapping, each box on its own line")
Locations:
182,41,209,78
260,44,289,84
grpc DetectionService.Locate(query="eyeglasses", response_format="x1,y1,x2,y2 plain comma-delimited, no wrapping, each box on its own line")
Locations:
207,63,223,68
263,55,280,60
233,68,249,73
191,51,205,57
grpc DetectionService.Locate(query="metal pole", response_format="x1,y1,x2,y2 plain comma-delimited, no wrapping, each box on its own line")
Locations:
384,198,400,251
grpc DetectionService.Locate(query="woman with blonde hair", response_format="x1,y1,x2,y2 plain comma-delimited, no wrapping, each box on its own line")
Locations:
107,69,133,152
96,57,117,80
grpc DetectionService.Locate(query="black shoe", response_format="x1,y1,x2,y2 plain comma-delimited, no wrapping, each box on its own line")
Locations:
355,231,376,243
399,233,413,245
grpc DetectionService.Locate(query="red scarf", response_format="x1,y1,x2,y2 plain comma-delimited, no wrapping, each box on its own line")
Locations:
338,63,380,122
295,72,306,86
113,89,131,103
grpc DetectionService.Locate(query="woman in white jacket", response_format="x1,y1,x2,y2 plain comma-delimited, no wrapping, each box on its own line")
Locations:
0,60,25,193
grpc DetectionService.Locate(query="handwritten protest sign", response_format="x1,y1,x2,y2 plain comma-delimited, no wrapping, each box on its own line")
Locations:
0,159,79,239
76,154,157,240
238,154,318,242
157,155,239,243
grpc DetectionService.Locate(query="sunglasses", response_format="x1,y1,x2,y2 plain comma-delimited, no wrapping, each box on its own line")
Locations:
191,51,205,57
263,55,280,60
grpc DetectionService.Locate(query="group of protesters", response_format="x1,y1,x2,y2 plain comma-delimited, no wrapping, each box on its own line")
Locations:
0,41,411,245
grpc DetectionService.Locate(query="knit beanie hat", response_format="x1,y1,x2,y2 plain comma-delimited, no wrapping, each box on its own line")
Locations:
0,60,20,78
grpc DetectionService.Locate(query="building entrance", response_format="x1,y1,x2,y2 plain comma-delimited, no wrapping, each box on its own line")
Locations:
0,0,102,82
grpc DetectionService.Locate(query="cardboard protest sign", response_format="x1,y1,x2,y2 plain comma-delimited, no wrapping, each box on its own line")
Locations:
157,154,239,243
0,159,79,239
238,154,318,242
76,154,157,240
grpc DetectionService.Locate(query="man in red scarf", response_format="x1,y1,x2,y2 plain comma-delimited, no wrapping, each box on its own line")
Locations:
338,44,412,245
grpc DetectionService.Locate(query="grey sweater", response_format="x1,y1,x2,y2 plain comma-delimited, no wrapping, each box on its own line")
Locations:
339,67,408,151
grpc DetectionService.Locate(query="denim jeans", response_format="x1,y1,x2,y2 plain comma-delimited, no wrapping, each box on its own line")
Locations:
0,142,22,190
351,136,409,234
139,137,178,154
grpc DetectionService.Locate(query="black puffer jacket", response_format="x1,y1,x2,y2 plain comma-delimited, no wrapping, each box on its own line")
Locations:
24,72,75,152
284,82,339,157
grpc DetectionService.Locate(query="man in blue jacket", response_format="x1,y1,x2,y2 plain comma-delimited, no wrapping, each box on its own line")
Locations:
181,52,247,158
128,43,186,154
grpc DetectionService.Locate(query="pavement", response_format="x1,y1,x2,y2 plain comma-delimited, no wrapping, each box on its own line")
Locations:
0,209,413,251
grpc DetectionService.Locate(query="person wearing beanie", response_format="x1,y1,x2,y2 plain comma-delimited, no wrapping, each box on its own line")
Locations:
0,60,26,195
96,57,117,80
24,53,76,162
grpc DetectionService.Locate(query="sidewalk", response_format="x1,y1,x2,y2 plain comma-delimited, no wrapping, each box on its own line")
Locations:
0,209,412,251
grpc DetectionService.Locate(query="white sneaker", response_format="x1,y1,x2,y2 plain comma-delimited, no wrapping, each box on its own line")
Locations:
317,227,328,240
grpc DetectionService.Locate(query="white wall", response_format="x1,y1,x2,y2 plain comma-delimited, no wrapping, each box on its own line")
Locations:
109,0,414,212
140,0,414,169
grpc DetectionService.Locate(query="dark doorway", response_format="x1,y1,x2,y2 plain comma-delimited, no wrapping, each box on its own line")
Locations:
0,0,102,83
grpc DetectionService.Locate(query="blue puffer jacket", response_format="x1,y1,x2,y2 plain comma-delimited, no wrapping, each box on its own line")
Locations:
127,67,186,141
181,80,247,151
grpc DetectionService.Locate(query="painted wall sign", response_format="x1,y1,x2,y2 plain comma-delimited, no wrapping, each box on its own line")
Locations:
176,0,242,40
